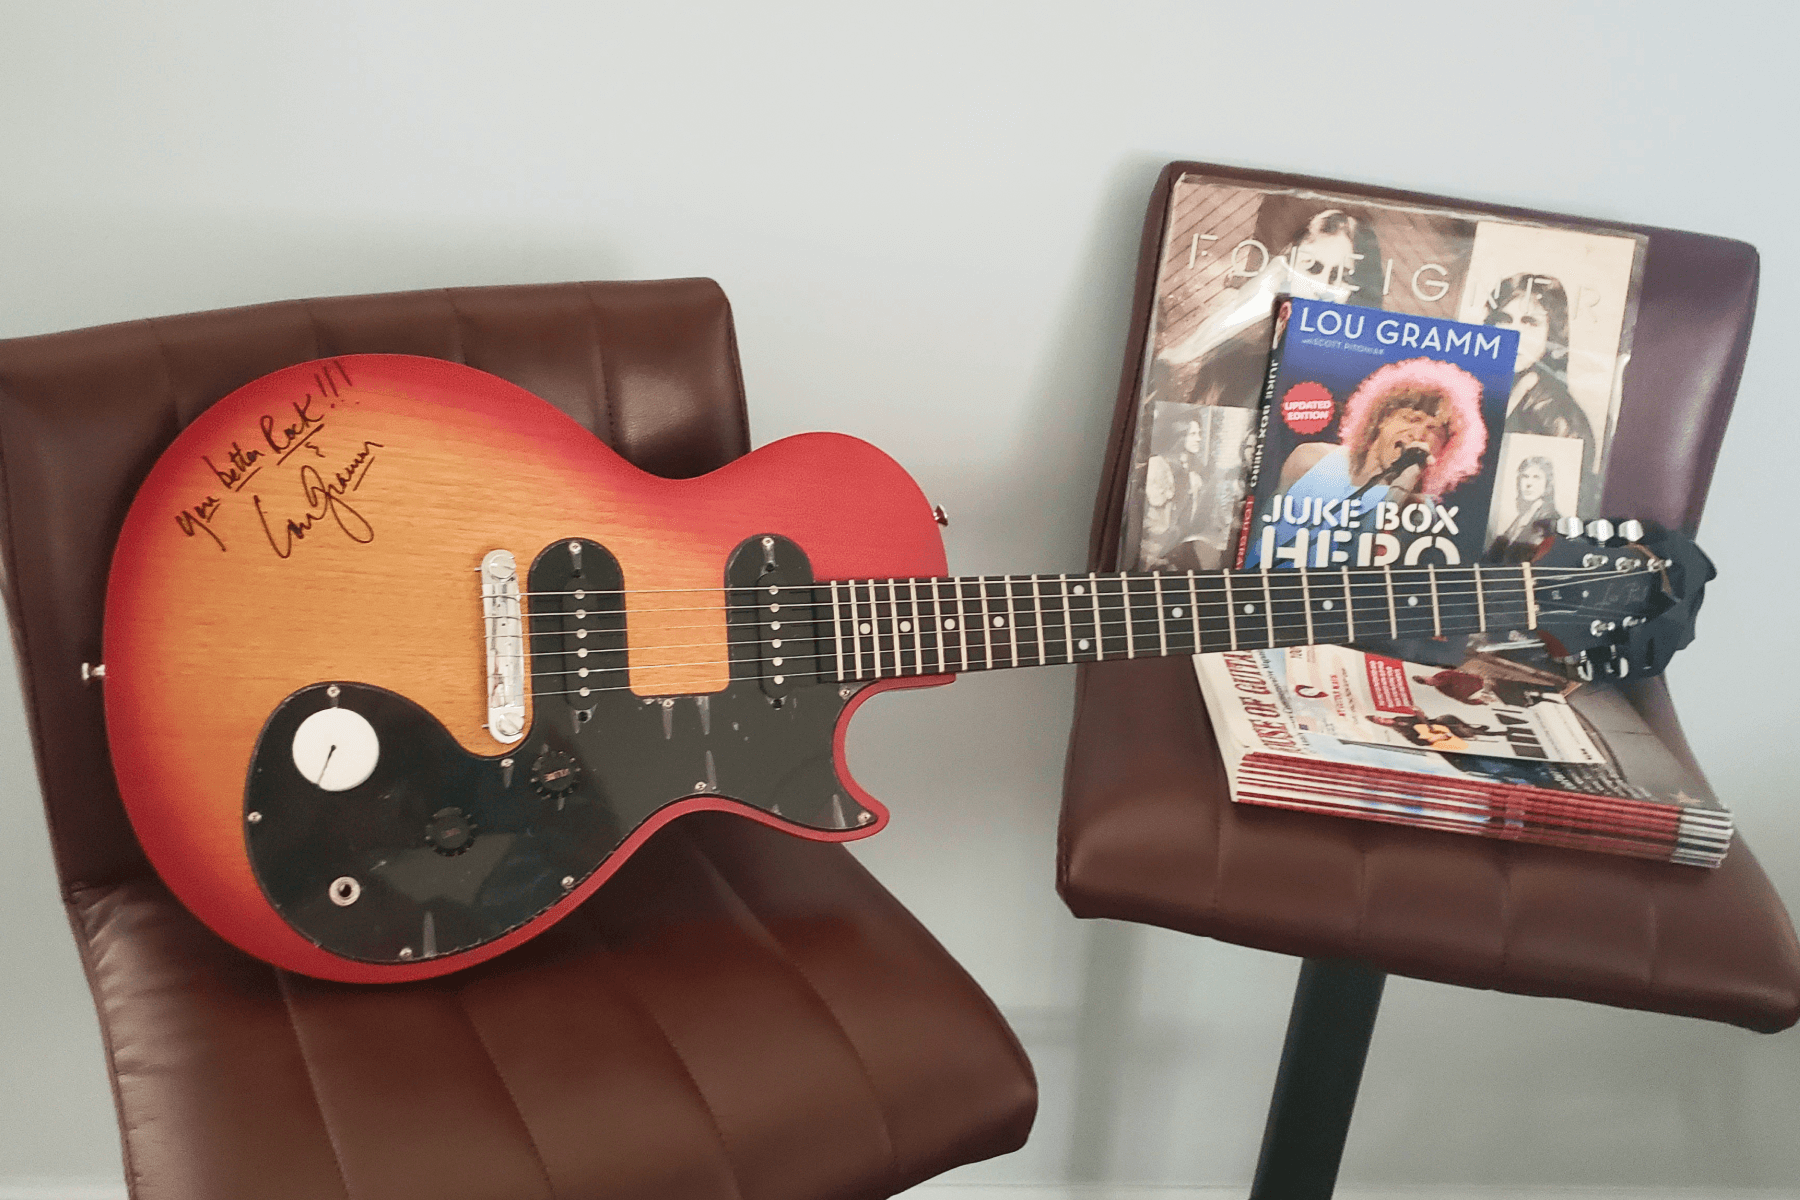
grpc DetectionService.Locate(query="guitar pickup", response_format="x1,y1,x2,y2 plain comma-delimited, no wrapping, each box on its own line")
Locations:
481,549,526,742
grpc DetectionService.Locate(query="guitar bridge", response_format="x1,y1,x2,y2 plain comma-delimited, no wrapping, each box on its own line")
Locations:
481,549,526,743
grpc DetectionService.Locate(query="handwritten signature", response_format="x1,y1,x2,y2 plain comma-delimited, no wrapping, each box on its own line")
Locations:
199,359,355,491
174,495,226,550
253,441,385,559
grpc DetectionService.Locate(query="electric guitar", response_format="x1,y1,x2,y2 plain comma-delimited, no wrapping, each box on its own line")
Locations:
102,355,1713,983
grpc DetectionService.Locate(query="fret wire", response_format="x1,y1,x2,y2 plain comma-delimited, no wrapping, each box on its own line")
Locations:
993,575,1008,672
828,582,842,680
842,581,853,679
1036,575,1051,665
846,581,861,680
1300,568,1315,645
1088,573,1103,661
860,580,874,679
878,579,892,680
1474,563,1487,631
875,581,889,677
1061,574,1076,663
866,580,880,679
1153,574,1169,656
1261,571,1274,648
1428,563,1442,637
884,578,902,677
1341,565,1355,642
1122,575,1137,659
953,578,969,671
1383,564,1398,637
831,581,847,681
933,578,949,673
1186,571,1202,654
860,580,871,679
1223,572,1238,649
969,577,986,671
1008,575,1022,662
970,577,985,669
907,578,924,674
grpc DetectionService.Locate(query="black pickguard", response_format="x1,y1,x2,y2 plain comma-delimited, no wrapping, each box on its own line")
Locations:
243,536,868,965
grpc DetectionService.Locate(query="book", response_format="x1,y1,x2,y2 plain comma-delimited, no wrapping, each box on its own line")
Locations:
1195,647,1733,867
1120,173,1648,573
1236,298,1517,571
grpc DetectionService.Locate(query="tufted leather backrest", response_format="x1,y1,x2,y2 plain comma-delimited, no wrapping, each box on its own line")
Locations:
0,279,749,890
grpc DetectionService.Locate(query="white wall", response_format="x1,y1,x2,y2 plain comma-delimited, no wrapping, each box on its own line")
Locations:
2,2,1797,1194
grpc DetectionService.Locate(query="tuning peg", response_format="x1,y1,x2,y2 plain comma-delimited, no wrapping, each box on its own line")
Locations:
1557,516,1586,538
1584,519,1615,543
1617,519,1645,542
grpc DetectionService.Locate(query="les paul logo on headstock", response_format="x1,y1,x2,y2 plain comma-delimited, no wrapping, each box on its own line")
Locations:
169,359,386,558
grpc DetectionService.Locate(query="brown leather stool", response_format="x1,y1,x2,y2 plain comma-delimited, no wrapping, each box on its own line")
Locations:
1061,164,1800,1198
0,280,1036,1200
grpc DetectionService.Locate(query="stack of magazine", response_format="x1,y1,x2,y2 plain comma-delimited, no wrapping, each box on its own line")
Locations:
1195,646,1732,867
1122,170,1732,866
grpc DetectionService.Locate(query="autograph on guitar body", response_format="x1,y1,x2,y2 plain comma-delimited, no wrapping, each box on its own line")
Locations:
105,355,1711,983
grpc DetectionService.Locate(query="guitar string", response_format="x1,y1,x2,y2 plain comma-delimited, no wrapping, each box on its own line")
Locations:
492,578,1649,650
500,585,1620,657
508,584,1630,686
506,560,1652,601
517,627,1597,702
495,565,1646,631
490,589,1647,667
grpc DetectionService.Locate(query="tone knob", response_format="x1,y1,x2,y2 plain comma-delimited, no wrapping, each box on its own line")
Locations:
1584,519,1615,543
531,747,582,797
291,706,380,792
425,807,476,856
1617,519,1646,541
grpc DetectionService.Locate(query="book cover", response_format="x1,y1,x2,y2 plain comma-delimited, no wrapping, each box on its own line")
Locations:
1238,298,1516,571
1120,174,1647,572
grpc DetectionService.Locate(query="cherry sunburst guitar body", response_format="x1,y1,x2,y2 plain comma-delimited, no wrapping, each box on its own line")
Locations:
105,354,948,983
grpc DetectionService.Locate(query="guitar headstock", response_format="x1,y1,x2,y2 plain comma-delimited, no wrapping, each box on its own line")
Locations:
1527,518,1714,681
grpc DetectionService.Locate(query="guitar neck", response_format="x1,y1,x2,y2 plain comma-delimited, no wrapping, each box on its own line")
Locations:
809,564,1539,681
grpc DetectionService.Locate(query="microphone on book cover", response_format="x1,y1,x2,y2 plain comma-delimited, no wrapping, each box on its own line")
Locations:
1346,445,1430,505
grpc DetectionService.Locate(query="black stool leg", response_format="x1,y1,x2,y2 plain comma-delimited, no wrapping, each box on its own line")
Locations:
1248,957,1387,1200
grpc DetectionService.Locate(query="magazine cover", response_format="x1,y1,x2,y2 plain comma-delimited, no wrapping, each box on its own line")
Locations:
1237,298,1515,570
1121,174,1647,571
1196,649,1725,815
1280,645,1600,763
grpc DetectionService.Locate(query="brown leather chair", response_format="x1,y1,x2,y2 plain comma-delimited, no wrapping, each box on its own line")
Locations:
1062,163,1800,1197
0,280,1036,1200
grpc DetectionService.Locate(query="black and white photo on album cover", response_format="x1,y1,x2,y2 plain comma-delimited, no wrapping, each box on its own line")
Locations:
1139,399,1257,572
